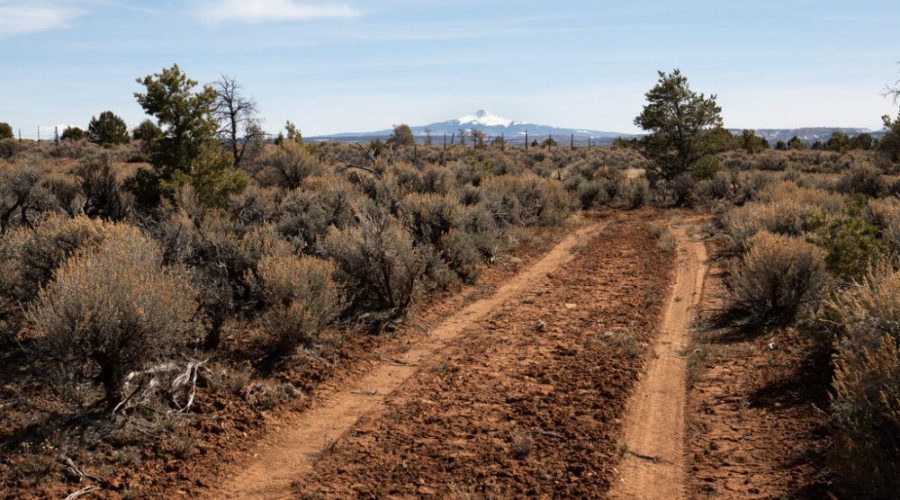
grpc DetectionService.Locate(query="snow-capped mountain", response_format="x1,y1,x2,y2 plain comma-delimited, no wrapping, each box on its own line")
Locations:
310,109,635,145
457,109,514,128
309,109,884,146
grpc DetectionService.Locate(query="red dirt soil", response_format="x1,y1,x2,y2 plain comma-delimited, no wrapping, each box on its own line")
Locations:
610,220,708,499
294,213,674,498
685,240,835,499
206,220,610,498
0,222,573,500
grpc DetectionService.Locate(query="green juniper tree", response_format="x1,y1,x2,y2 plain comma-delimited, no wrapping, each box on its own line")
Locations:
0,122,13,140
88,111,130,145
788,136,806,150
387,124,415,147
132,119,163,143
740,129,769,154
634,69,724,182
880,78,900,162
61,127,86,141
129,64,245,209
881,113,900,162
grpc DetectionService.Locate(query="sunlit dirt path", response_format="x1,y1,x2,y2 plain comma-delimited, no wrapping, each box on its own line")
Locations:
610,221,708,499
206,221,608,499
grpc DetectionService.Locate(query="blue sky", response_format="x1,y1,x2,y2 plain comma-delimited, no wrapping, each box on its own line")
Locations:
2,0,898,138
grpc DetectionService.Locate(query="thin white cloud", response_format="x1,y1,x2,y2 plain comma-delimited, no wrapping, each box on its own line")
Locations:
198,0,360,25
0,1,84,35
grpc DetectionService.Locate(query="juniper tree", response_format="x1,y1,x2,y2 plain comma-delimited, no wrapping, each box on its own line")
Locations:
129,64,245,208
740,129,769,154
61,127,86,142
788,136,806,150
634,69,724,182
132,119,162,142
88,111,130,145
387,124,415,147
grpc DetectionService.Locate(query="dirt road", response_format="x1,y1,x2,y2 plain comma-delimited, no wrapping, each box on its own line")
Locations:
294,214,674,497
610,222,708,499
208,221,608,499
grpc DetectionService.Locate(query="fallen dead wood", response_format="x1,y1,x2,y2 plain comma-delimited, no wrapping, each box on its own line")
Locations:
113,358,208,416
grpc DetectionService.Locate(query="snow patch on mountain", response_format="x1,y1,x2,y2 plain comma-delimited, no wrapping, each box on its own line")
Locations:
457,109,513,128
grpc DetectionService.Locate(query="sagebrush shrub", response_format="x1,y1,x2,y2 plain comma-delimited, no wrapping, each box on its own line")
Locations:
322,211,424,316
257,254,343,353
399,192,462,248
1,215,113,306
836,159,886,197
866,197,900,230
757,181,844,211
258,141,324,189
722,199,823,253
480,174,573,226
399,192,487,283
826,265,900,496
0,138,20,160
615,177,650,209
76,156,130,220
30,225,196,408
277,176,356,250
728,231,826,325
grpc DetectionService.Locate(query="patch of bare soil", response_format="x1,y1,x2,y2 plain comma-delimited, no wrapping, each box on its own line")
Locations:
295,213,674,498
0,222,572,500
609,220,708,499
205,219,610,498
685,243,834,499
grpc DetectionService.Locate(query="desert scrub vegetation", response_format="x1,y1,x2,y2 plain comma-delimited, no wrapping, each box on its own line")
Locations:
0,122,593,493
824,264,900,496
29,224,196,409
257,254,343,354
649,223,676,252
727,231,826,325
709,146,900,496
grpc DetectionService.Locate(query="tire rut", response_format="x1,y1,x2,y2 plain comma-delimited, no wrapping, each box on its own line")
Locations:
206,221,608,499
610,222,708,499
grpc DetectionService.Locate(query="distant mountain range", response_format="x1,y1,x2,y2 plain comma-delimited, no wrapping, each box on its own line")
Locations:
310,109,635,146
308,109,884,146
728,127,884,144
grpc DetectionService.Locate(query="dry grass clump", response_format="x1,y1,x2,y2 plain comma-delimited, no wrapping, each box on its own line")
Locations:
29,224,196,408
257,254,343,353
648,222,676,252
727,231,826,325
826,265,900,496
615,177,650,209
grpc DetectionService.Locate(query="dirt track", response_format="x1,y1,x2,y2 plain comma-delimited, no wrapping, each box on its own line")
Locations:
208,221,610,498
293,214,674,497
685,240,833,498
610,222,708,499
